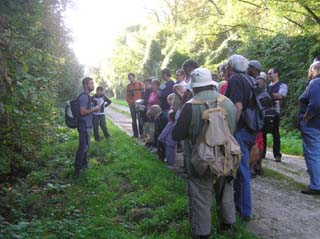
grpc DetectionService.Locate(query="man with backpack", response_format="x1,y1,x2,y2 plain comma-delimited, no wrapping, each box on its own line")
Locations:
75,77,100,176
172,68,238,238
263,68,288,162
225,54,257,221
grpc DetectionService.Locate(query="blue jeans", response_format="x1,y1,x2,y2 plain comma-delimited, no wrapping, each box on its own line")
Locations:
300,121,320,190
75,126,91,173
234,128,256,217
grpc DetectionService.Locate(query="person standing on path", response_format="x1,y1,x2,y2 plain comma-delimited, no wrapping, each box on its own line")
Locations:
75,77,100,176
299,61,320,195
172,68,237,238
126,73,144,138
262,68,288,162
225,55,257,221
92,86,112,141
158,68,175,113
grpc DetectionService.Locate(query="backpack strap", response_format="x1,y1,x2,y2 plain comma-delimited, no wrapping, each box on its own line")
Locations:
216,94,227,107
188,99,210,108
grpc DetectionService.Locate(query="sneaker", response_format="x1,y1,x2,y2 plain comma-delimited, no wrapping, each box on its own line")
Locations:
301,188,320,195
275,156,281,162
150,147,158,153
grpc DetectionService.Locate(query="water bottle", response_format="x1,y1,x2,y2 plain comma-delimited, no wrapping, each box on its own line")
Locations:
275,100,281,115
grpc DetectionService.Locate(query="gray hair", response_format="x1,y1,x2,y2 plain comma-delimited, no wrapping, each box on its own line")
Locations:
310,61,320,76
227,54,249,73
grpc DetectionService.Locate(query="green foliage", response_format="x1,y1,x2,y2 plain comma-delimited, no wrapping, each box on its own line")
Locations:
0,120,258,239
0,0,83,178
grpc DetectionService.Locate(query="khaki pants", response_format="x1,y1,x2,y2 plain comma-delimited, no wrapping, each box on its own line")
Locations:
187,175,236,236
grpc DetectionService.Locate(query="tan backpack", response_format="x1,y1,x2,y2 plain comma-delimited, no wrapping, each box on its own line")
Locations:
190,95,242,177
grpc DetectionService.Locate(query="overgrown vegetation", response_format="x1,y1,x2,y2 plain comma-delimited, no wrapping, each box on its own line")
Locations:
0,1,83,179
0,121,258,239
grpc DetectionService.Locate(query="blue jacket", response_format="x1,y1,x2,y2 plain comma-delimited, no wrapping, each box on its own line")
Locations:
299,76,320,130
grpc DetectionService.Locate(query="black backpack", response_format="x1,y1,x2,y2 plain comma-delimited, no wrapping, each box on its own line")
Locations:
240,74,275,132
65,92,90,128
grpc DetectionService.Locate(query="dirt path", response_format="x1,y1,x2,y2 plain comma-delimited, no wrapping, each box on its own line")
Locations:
106,103,320,239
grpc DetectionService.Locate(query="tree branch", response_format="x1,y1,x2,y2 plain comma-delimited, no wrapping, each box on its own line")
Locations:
208,0,223,15
302,4,320,27
282,16,305,29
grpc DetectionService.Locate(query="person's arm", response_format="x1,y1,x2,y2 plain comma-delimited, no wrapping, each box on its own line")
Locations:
234,102,243,123
79,95,99,116
272,83,288,100
125,85,131,104
104,96,112,107
172,103,192,141
304,81,320,122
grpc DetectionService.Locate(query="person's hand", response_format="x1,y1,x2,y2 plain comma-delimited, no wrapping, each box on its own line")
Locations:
93,105,100,112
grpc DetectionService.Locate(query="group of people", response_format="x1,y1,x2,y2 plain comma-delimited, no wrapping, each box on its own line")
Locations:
73,54,320,239
123,55,320,238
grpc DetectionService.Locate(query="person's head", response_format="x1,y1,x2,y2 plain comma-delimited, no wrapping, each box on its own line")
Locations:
151,78,161,92
256,76,267,90
190,68,217,94
161,68,171,81
128,73,136,83
218,63,228,81
168,110,175,122
82,77,94,92
267,68,279,82
175,69,186,83
308,61,320,79
146,104,162,119
182,59,199,82
144,77,153,89
167,93,175,107
226,55,249,76
96,86,104,96
173,84,186,95
248,60,262,78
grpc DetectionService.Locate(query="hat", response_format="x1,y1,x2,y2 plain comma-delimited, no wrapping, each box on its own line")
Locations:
249,60,262,71
259,72,268,81
191,68,218,88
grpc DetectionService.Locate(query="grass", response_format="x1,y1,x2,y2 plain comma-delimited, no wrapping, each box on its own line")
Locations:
0,120,258,239
266,129,303,156
111,98,128,107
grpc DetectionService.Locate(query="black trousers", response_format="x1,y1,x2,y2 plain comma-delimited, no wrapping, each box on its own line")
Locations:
93,114,110,141
129,104,143,136
262,116,281,158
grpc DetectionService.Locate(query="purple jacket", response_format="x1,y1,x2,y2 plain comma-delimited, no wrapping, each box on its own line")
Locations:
158,121,176,147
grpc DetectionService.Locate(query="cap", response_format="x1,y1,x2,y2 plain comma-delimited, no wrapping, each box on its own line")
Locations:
249,60,262,71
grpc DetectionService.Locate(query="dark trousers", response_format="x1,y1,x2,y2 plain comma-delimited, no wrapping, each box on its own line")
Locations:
93,114,110,141
75,126,91,173
262,116,281,158
129,104,143,136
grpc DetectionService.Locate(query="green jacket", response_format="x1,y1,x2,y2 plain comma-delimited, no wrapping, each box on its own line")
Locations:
172,90,236,176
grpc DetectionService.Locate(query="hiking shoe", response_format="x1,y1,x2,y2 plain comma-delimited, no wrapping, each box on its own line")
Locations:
275,156,281,162
250,171,257,179
301,188,320,195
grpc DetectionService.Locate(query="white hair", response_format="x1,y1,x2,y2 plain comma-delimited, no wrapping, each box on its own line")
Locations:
310,61,320,76
227,54,249,73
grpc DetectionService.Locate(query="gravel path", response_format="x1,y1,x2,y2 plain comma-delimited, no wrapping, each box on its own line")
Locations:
106,103,320,239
